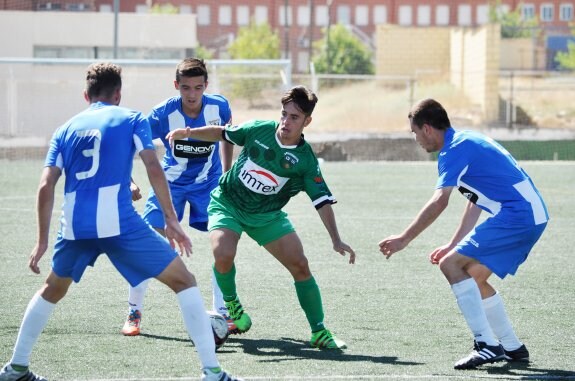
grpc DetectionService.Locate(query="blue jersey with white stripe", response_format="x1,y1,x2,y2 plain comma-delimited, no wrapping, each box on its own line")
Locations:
436,128,548,226
45,102,155,240
148,94,231,187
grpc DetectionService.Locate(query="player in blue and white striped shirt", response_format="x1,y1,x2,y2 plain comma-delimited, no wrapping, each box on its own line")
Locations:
0,62,241,381
121,58,237,336
379,98,548,371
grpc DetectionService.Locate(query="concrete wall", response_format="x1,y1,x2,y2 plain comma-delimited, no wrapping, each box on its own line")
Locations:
376,24,500,123
0,11,197,57
500,38,546,70
450,24,500,122
375,25,451,77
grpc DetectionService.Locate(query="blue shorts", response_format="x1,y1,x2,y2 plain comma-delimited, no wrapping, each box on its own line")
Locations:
142,178,218,232
51,226,178,287
455,217,547,279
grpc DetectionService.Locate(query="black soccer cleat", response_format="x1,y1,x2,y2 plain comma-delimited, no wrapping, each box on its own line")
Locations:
454,341,505,370
504,344,530,362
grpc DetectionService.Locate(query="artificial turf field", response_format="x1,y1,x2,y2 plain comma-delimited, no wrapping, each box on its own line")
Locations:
0,160,574,381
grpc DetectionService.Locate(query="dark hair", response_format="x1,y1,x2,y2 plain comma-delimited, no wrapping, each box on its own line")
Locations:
408,98,451,130
281,85,318,116
176,58,208,83
85,62,122,100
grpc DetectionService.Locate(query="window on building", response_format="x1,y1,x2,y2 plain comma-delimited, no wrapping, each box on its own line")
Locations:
541,4,554,22
355,5,369,26
560,3,573,21
197,5,210,26
337,5,351,24
37,2,62,10
458,4,471,26
297,5,310,26
373,5,387,24
237,5,249,26
255,6,268,24
180,4,191,14
66,3,88,11
219,5,232,25
417,5,431,26
436,5,450,26
99,3,112,12
521,4,536,20
398,5,412,26
316,5,328,26
476,4,489,24
279,5,292,26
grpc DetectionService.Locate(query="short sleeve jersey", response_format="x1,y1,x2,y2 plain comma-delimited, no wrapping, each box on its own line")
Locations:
218,120,335,213
148,93,232,187
436,128,548,226
45,102,155,240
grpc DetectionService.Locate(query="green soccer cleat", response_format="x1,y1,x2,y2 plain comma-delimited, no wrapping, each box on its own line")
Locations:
310,328,347,350
224,297,252,334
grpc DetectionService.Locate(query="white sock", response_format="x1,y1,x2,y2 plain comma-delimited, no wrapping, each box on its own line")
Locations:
128,278,150,313
451,278,498,346
211,271,228,317
10,293,56,366
483,292,522,351
176,287,219,369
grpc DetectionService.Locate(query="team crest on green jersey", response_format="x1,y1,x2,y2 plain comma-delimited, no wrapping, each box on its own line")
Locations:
281,152,299,169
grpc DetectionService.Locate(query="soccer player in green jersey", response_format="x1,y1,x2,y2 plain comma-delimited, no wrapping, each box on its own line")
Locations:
165,85,356,349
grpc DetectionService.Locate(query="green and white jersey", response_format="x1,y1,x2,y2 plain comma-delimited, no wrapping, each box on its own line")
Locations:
219,120,335,213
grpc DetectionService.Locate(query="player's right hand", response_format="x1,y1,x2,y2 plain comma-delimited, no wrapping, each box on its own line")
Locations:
29,242,48,274
165,128,189,147
164,218,192,257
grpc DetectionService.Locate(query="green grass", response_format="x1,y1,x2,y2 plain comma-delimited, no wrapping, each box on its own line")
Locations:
0,161,574,380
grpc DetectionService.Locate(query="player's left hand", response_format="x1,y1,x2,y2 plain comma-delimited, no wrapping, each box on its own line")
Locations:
333,240,356,264
130,181,142,201
428,244,452,264
378,235,408,259
29,242,48,274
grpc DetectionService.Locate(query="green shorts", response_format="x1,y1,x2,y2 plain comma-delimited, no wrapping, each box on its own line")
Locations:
207,188,295,246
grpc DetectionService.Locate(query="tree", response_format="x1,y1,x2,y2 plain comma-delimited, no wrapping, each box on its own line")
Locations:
555,34,575,70
228,22,281,60
489,1,539,38
149,3,179,14
227,21,281,107
312,24,374,75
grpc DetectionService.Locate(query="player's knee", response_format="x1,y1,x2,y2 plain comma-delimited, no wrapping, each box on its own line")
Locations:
38,283,68,303
287,256,310,279
166,271,197,293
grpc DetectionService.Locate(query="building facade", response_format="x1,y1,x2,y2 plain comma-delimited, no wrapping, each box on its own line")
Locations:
1,0,573,71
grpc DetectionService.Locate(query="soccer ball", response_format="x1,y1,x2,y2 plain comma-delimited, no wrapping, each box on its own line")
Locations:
208,311,229,350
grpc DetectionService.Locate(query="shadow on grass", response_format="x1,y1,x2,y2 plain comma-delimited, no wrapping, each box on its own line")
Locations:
225,336,422,366
485,361,575,379
138,332,191,343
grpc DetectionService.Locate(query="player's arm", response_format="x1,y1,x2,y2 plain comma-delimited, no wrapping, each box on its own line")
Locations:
139,149,192,256
29,166,61,274
379,187,453,259
166,125,225,146
317,204,356,264
429,200,481,264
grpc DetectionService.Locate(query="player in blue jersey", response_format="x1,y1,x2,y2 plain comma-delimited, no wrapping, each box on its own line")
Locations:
122,58,237,336
379,99,548,370
0,62,242,381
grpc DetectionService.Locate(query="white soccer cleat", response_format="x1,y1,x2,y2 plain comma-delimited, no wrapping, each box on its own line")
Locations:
201,367,243,381
0,364,47,381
